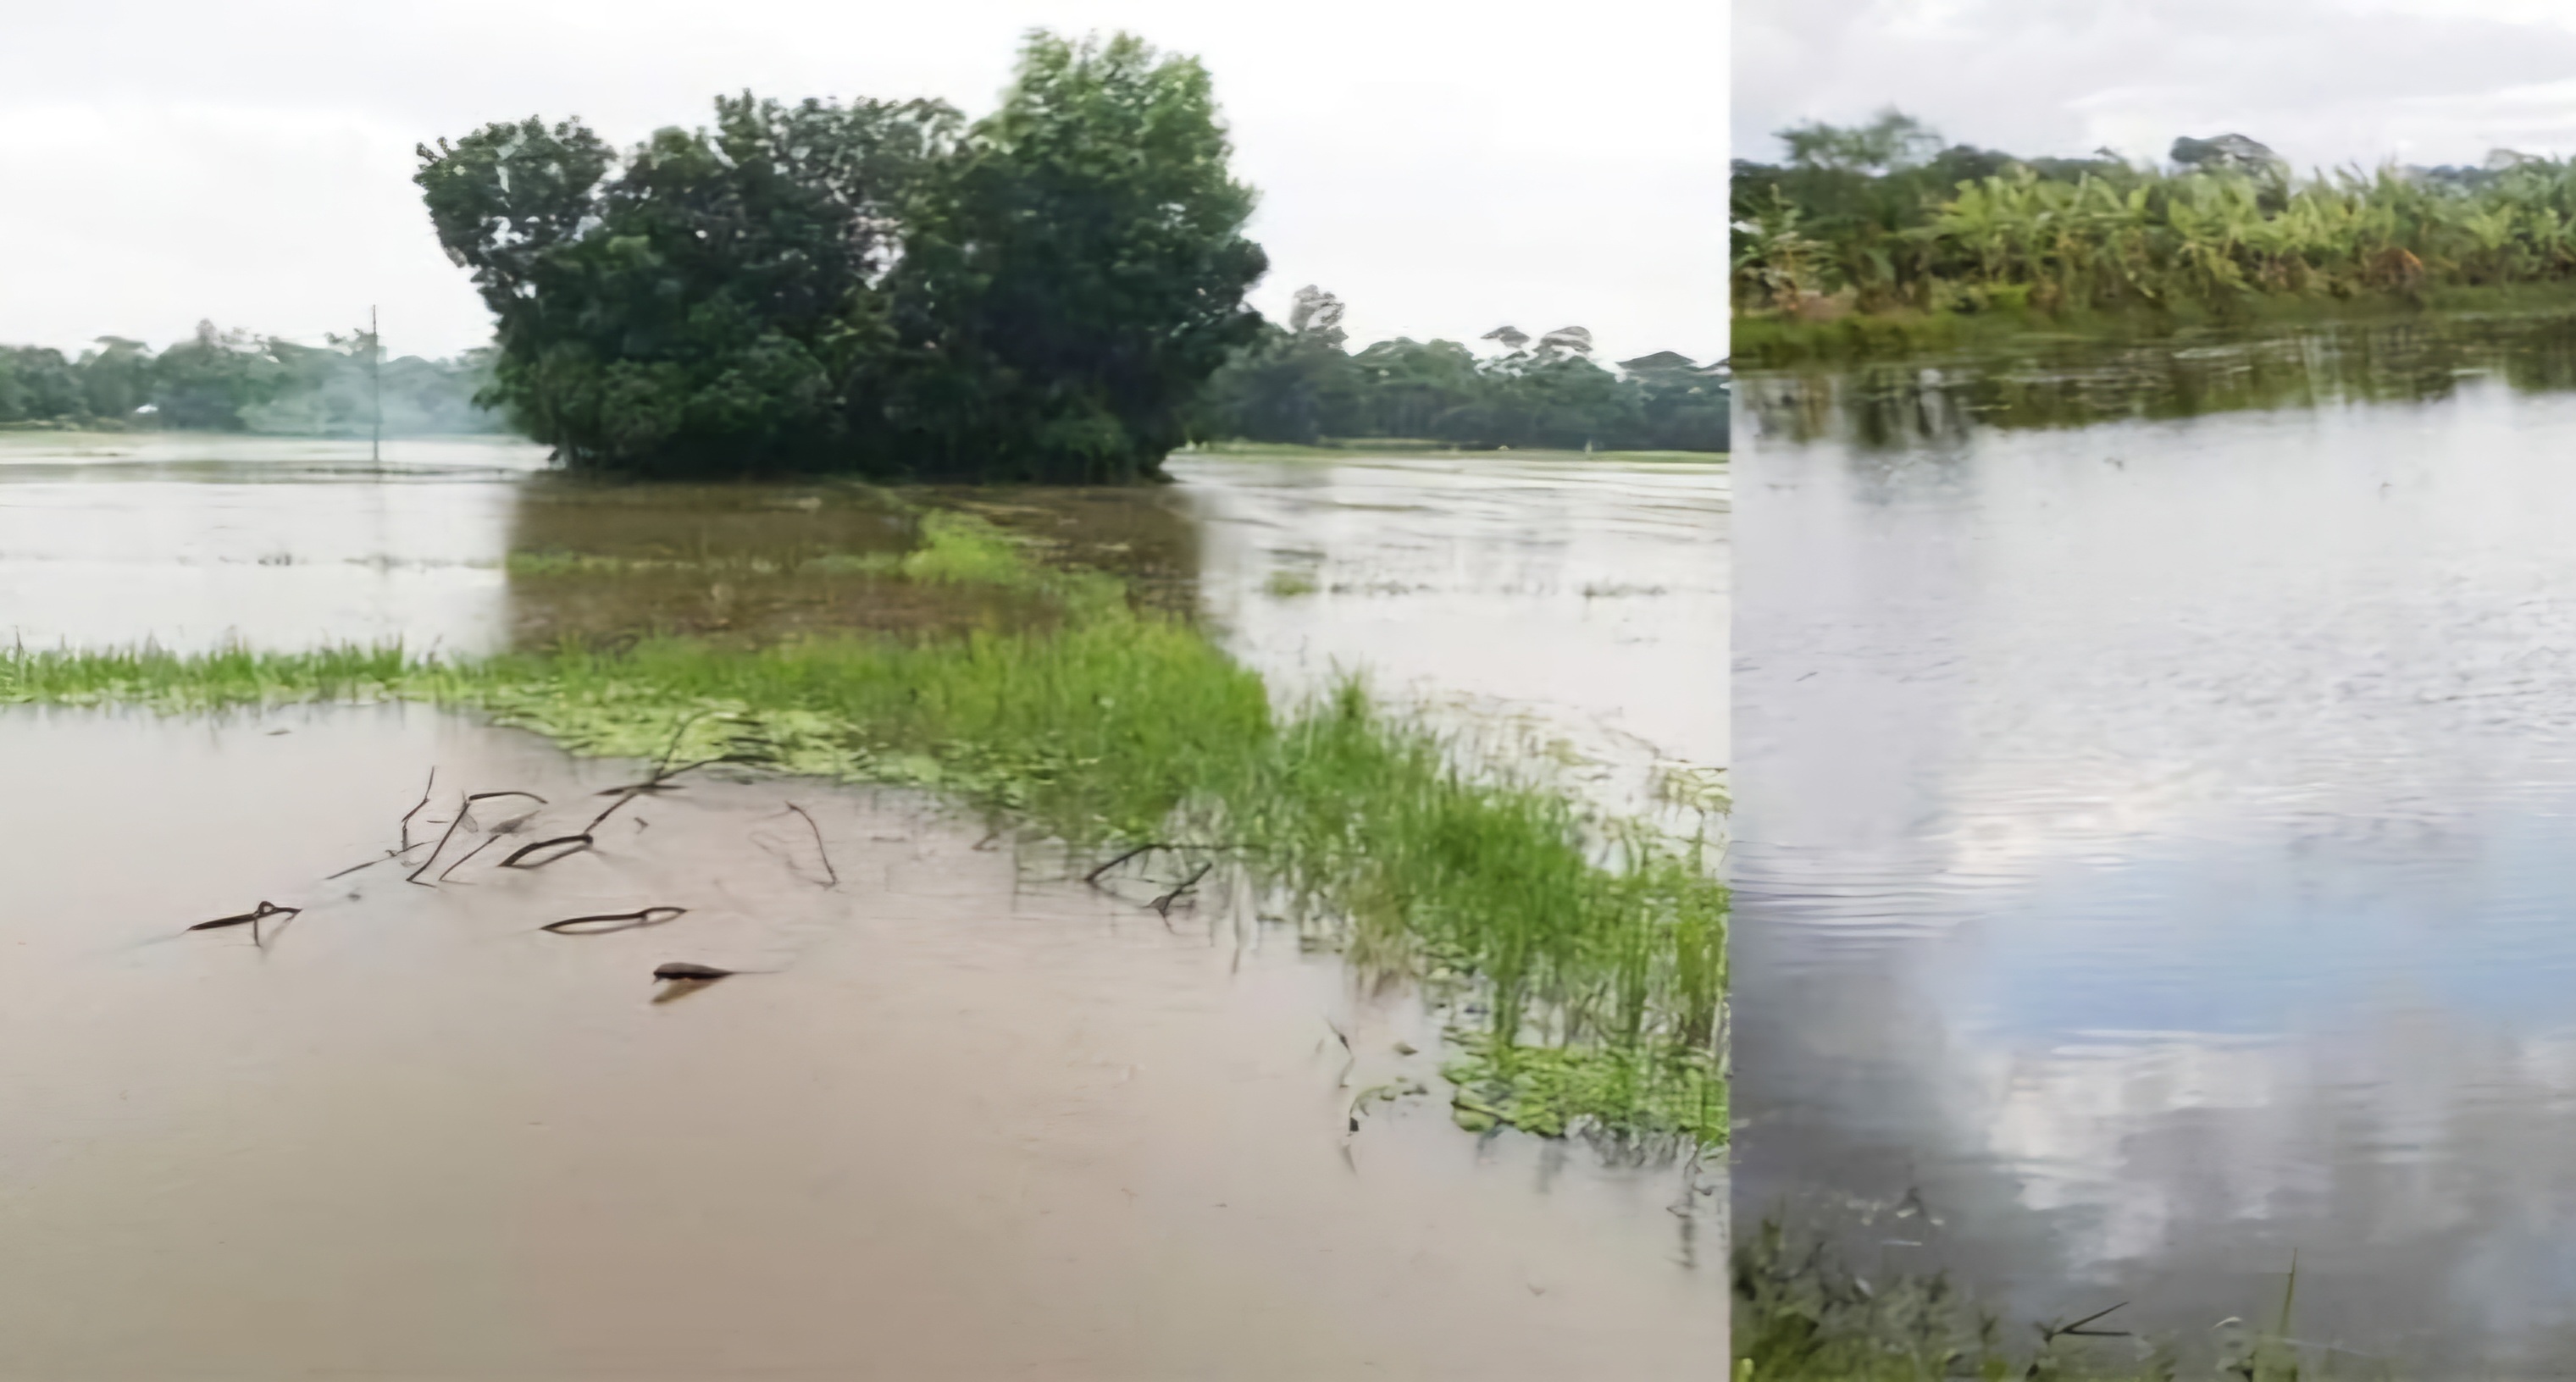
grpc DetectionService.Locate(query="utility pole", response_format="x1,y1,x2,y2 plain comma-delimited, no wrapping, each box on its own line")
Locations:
369,304,383,466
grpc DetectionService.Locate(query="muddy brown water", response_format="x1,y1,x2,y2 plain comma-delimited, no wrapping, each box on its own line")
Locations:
0,435,1727,1375
3,705,1722,1377
0,434,1726,812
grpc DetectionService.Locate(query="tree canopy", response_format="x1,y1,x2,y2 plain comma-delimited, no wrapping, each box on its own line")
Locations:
1187,288,1727,452
416,30,1266,482
0,323,497,434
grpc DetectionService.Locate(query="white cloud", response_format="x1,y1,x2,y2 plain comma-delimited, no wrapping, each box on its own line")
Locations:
1734,0,2576,174
0,0,1725,365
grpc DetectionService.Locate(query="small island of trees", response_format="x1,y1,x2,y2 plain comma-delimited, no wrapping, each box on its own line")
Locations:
2,29,1726,471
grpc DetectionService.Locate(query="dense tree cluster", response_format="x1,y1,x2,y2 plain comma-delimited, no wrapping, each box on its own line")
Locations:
416,30,1265,482
1186,287,1726,451
0,323,497,434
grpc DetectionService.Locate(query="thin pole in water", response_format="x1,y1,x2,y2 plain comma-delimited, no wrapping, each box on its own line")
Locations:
369,304,382,466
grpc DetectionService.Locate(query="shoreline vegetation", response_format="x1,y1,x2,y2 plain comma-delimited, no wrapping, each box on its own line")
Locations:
1732,108,2576,367
0,510,1727,1147
1735,1216,2324,1382
0,323,496,436
1188,287,1728,454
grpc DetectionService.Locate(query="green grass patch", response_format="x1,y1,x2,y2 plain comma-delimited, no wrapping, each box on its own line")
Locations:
1737,1219,2352,1381
2,517,1726,1147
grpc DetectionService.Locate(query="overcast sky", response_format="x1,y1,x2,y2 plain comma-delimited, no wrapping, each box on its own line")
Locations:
0,0,1720,367
1737,0,2576,176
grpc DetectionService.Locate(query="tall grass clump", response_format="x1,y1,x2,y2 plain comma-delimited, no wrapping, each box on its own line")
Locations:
0,515,1726,1146
1734,113,2576,360
1736,1218,2347,1381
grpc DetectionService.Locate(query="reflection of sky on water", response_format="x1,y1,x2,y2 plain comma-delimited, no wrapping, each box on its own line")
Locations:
1738,361,2576,1367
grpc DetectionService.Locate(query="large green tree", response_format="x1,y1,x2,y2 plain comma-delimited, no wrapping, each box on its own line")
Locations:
417,97,951,475
414,30,1266,482
884,30,1267,481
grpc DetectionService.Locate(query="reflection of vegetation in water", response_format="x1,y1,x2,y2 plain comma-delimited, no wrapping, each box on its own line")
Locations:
499,483,1194,647
2,517,1726,1147
1732,108,2576,365
1744,310,2576,448
1736,1217,2334,1382
1183,439,1729,464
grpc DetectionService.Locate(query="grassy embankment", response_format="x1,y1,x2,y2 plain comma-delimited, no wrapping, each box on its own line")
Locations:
0,511,1726,1147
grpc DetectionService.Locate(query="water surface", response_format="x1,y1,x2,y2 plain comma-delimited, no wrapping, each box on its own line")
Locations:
0,706,1721,1377
0,433,1729,1373
1737,320,2576,1371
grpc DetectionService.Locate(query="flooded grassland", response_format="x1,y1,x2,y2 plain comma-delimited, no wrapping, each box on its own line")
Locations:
0,433,1728,1375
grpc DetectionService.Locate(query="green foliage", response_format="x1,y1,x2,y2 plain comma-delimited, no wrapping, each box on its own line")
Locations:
885,31,1269,482
1736,1219,2367,1382
1190,287,1728,451
1776,108,1947,176
416,30,1266,483
1734,110,2576,329
0,322,498,434
417,98,946,475
0,346,88,423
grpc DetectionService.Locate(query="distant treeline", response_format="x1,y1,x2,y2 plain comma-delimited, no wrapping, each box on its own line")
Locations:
1188,289,1727,452
0,322,500,434
1732,109,2576,320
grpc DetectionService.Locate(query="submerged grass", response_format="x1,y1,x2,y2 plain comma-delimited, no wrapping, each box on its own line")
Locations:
2,513,1726,1147
1737,1218,2383,1382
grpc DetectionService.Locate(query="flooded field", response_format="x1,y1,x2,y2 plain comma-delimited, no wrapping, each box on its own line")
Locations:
0,438,1727,806
1736,318,2576,1372
0,432,1727,1373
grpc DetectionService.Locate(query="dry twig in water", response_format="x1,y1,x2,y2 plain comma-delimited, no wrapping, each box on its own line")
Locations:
783,803,837,887
188,899,301,946
653,961,736,980
435,832,503,882
543,906,687,935
324,839,425,880
650,959,742,1003
1084,842,1251,887
499,833,594,869
1148,863,1214,919
397,768,436,851
404,788,483,886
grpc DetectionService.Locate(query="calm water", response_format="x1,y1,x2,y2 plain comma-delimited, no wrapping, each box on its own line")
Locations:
0,435,1726,810
0,706,1724,1376
1737,320,2576,1372
0,434,1727,1373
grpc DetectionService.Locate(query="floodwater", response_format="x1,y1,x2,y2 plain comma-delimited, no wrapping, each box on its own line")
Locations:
0,436,1729,811
0,433,1728,1374
1736,317,2576,1373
